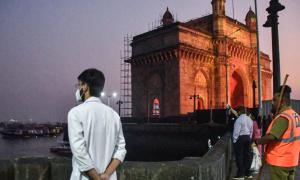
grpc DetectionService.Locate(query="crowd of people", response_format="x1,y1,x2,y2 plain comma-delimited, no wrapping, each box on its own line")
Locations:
229,85,300,180
228,105,261,179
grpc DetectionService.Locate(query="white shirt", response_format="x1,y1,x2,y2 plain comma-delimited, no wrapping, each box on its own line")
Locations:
233,114,253,143
68,97,126,180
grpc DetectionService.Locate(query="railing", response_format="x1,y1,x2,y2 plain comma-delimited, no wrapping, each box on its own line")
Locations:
0,133,232,180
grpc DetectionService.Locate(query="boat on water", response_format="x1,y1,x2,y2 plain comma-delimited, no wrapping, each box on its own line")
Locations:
50,141,72,157
0,121,64,138
50,125,72,156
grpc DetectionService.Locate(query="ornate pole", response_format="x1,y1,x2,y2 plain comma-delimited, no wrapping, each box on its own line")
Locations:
263,0,285,93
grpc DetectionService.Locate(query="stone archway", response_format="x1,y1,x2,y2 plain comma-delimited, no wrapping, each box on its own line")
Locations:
230,71,244,108
148,73,164,116
197,97,204,110
194,70,209,109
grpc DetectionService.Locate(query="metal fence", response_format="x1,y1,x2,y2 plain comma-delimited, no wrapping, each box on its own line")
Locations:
262,99,300,116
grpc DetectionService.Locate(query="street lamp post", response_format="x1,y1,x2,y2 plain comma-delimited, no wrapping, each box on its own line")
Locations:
116,100,123,115
252,80,257,108
254,0,263,116
263,0,285,93
225,37,229,124
101,92,118,107
189,87,200,112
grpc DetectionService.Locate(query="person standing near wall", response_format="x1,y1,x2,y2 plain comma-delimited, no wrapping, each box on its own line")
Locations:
232,106,253,179
248,112,262,155
68,68,126,180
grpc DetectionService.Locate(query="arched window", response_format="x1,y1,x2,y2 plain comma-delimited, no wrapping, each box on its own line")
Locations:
152,97,160,116
194,71,208,109
230,71,244,108
197,97,204,110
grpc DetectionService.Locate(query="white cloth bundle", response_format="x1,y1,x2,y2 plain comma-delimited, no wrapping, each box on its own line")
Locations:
250,145,262,173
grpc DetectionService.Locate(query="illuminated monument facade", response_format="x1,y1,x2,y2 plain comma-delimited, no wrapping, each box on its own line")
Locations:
128,0,272,117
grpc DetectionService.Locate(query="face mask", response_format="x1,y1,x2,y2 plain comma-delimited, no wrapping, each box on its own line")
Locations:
75,89,84,102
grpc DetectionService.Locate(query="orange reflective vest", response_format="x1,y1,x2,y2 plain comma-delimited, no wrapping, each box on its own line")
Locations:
265,108,300,167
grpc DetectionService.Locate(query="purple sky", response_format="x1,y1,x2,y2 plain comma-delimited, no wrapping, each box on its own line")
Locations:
0,0,299,123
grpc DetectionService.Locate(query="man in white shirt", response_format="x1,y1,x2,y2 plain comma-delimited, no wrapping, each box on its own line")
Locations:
232,106,253,180
68,68,126,180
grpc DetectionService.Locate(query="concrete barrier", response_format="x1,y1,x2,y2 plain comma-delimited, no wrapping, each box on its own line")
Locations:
117,132,232,180
0,159,14,180
0,133,232,180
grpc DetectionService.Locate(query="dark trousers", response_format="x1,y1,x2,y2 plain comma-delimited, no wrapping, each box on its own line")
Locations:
234,135,252,176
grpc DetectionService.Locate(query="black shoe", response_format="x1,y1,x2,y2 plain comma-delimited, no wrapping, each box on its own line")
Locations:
233,176,244,180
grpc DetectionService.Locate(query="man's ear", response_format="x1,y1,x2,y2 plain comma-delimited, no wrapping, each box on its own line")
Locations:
82,84,89,93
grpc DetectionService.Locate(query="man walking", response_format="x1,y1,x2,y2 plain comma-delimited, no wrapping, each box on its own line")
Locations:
255,85,300,180
68,68,126,180
232,106,253,180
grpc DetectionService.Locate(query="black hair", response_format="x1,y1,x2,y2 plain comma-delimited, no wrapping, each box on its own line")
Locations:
236,106,246,114
77,68,105,97
276,85,291,105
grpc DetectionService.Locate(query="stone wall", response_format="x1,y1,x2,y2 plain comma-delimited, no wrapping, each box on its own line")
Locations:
0,157,72,180
0,133,232,180
131,59,180,117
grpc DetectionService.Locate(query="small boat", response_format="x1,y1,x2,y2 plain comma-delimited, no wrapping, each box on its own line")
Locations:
50,141,72,157
0,122,64,138
50,125,72,157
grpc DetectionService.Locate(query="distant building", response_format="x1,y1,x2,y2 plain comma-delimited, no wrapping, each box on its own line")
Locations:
128,0,272,118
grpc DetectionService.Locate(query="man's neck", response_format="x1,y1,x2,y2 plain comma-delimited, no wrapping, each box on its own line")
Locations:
279,104,291,113
84,93,91,101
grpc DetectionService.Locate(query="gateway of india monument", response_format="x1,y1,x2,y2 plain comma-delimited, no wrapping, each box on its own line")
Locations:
127,0,272,118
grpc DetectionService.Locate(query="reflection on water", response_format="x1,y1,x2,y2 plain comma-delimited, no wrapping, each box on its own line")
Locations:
0,134,63,158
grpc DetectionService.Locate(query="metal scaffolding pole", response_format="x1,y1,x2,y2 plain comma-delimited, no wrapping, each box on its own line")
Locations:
119,34,132,117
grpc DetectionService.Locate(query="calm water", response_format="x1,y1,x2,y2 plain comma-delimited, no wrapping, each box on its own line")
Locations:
0,134,64,159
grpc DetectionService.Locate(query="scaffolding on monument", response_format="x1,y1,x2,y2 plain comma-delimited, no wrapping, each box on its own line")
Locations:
119,34,132,117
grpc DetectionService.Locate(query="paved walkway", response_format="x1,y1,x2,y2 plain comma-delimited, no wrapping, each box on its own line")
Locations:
228,158,300,180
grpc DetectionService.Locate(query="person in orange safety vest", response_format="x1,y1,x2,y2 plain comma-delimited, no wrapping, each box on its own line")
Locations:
255,85,300,180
